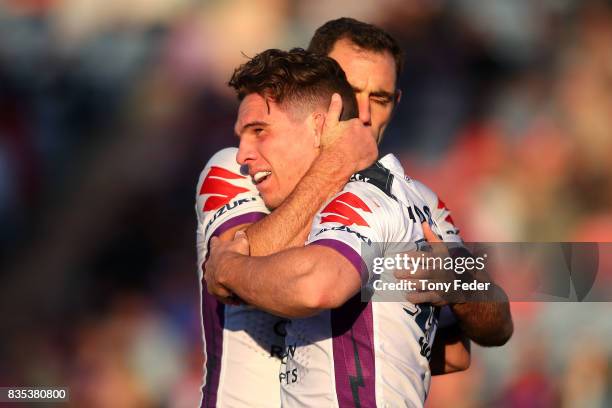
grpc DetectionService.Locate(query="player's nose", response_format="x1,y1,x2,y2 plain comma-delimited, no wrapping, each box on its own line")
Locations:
237,138,257,165
358,97,372,126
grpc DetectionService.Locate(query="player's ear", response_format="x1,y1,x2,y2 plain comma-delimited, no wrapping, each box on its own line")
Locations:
395,89,402,107
312,111,325,148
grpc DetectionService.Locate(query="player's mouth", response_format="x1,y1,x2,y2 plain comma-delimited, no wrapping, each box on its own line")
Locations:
252,171,272,186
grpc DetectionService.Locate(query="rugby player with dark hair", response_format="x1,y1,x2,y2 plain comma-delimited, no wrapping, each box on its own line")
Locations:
307,17,513,348
205,47,460,407
197,18,512,407
308,17,403,144
196,48,375,407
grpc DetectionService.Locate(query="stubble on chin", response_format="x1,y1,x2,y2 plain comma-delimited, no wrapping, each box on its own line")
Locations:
261,194,279,211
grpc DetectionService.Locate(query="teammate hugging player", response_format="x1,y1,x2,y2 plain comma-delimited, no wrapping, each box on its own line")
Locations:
197,18,512,408
204,45,472,407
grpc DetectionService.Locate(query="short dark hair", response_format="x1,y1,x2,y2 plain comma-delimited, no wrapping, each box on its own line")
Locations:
308,17,403,78
228,48,357,120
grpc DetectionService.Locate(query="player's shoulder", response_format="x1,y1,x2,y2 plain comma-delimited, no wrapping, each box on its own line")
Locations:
195,147,261,216
350,162,396,198
197,148,240,191
343,176,394,214
407,178,441,208
312,159,408,245
327,161,404,226
208,147,239,165
406,177,461,240
196,147,249,193
200,147,241,175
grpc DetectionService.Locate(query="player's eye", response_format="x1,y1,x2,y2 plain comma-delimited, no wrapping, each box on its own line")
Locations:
371,97,392,106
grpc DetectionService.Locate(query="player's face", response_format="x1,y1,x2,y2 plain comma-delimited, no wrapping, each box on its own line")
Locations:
235,93,320,209
328,39,399,143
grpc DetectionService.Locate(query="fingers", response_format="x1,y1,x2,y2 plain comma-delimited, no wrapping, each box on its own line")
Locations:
394,269,411,280
325,93,342,126
392,259,438,280
207,283,232,297
405,290,435,304
216,294,242,306
210,236,220,249
394,267,427,280
205,273,234,299
405,291,446,306
421,222,442,243
421,223,451,260
232,230,250,255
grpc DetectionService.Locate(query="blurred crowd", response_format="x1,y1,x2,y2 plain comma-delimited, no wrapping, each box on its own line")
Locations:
1,0,611,406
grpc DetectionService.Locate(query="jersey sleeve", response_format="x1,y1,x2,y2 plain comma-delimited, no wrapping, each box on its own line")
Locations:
412,179,462,243
195,147,270,277
305,183,401,284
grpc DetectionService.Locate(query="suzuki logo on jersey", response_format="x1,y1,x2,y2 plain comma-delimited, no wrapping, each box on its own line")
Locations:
315,225,372,245
204,196,258,234
320,192,372,227
199,166,249,212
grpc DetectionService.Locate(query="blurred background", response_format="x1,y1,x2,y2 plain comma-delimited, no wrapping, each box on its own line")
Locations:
1,0,611,406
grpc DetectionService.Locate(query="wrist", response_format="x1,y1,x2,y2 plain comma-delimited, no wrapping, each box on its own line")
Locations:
217,252,245,287
316,148,354,181
449,282,501,314
449,302,470,317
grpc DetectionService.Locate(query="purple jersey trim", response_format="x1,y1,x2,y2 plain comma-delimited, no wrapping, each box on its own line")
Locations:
212,212,267,238
332,295,376,407
309,239,376,406
201,211,265,407
309,239,368,281
201,290,224,407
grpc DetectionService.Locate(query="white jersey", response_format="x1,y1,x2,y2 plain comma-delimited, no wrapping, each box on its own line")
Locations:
195,148,462,407
280,154,462,408
195,148,287,408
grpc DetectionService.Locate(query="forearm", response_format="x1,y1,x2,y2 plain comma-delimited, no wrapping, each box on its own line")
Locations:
246,149,353,255
430,324,471,375
450,284,513,346
445,246,514,346
218,246,351,317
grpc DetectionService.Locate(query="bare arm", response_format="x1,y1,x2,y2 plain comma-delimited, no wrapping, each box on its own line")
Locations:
205,236,361,318
450,287,513,347
430,324,471,375
246,94,376,255
411,184,513,347
209,95,375,250
446,243,513,346
404,268,513,347
246,147,364,254
403,224,514,347
405,278,513,347
211,146,353,249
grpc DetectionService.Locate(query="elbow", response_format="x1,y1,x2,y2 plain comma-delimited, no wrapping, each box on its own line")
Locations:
434,346,471,376
291,292,324,318
475,316,514,347
278,277,323,318
462,355,471,371
290,250,356,316
490,290,514,346
449,333,472,374
294,283,341,317
493,310,514,346
293,273,345,317
496,317,514,346
451,352,471,373
458,346,471,371
314,290,345,310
